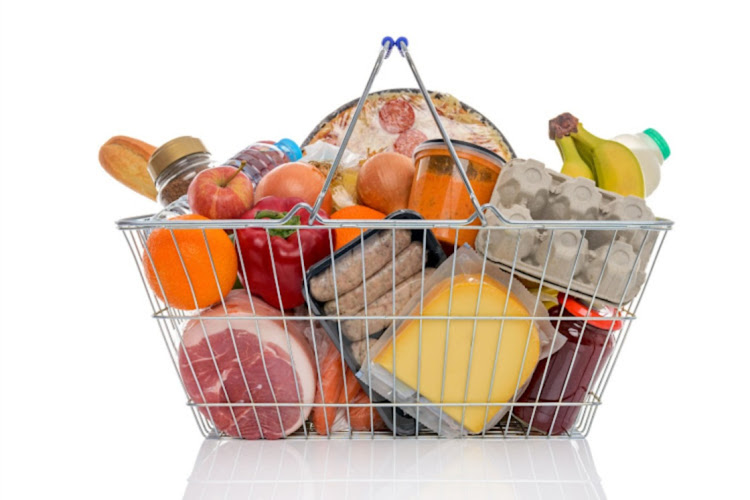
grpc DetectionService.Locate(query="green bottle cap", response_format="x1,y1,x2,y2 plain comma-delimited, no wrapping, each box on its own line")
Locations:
643,128,670,160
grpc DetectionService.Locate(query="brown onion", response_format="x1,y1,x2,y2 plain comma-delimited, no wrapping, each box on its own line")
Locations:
255,162,333,215
356,152,415,215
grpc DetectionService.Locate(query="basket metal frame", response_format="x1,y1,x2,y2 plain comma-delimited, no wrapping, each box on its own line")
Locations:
116,38,673,440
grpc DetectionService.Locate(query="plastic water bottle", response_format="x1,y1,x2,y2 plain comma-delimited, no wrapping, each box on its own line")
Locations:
612,129,670,197
223,138,302,186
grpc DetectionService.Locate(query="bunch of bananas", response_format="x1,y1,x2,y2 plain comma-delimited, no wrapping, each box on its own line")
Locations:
549,113,645,198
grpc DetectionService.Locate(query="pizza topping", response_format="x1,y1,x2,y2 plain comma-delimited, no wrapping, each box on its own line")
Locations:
378,99,416,134
305,90,513,162
393,129,428,157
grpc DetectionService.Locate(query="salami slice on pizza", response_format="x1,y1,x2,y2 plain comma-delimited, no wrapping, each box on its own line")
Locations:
302,89,515,161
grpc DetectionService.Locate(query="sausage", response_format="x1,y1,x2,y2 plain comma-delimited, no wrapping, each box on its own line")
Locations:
342,268,435,341
309,229,411,302
323,242,425,316
311,345,345,436
350,337,378,367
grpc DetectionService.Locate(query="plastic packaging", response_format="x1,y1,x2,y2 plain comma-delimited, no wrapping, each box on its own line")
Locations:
407,139,504,251
305,210,447,435
475,158,658,305
223,138,302,186
612,129,670,196
147,194,191,224
300,141,365,211
304,326,386,435
515,293,621,435
360,246,564,437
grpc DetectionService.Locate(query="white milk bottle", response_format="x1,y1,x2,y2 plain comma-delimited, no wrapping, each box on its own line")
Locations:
612,129,670,197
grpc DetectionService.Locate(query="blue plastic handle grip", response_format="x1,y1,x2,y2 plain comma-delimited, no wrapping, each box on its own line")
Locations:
381,36,395,58
381,36,395,48
395,36,409,49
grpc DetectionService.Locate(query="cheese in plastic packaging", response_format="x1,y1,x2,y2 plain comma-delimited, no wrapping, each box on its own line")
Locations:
359,246,563,437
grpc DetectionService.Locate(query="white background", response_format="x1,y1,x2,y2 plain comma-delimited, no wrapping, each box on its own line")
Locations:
1,0,748,498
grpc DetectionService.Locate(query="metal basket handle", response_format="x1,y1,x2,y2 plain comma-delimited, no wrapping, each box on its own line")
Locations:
309,37,487,225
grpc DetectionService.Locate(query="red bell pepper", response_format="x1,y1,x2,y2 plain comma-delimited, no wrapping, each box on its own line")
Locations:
236,196,333,310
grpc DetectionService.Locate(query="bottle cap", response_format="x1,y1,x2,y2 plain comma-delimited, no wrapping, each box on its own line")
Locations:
643,128,670,160
148,136,209,180
275,138,302,162
557,293,623,331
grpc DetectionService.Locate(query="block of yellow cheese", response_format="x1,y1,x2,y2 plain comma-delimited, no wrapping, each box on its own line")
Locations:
373,273,540,433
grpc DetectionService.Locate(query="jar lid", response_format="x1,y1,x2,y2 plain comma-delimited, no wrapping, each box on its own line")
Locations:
557,292,623,331
413,139,506,170
148,136,210,180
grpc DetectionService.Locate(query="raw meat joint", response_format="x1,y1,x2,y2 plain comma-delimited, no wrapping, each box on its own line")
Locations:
178,290,316,439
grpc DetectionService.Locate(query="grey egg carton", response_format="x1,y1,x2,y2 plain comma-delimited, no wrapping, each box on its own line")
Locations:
475,159,657,306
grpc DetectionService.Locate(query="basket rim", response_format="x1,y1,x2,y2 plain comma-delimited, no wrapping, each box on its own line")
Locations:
115,202,674,231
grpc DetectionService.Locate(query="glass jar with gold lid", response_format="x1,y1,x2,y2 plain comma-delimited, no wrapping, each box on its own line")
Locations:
148,136,212,207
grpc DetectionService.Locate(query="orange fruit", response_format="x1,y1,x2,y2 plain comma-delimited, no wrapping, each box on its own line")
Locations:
142,214,238,310
330,205,386,250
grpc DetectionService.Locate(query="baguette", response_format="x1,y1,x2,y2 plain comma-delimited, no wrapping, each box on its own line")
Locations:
98,135,157,200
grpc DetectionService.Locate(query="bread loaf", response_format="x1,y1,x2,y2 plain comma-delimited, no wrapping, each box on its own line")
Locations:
99,136,157,200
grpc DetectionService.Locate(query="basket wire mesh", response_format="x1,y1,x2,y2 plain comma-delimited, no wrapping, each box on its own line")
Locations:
116,38,672,440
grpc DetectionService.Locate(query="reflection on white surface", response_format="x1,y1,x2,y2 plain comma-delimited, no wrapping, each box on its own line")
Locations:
184,438,605,499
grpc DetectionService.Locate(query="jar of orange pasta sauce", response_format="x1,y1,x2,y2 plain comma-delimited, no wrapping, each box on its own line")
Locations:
407,139,504,252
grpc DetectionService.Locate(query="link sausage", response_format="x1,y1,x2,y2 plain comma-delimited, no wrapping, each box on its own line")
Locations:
323,242,425,316
309,229,412,302
350,337,379,368
342,268,435,341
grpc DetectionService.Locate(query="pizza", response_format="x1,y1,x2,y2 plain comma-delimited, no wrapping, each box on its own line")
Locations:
302,89,516,162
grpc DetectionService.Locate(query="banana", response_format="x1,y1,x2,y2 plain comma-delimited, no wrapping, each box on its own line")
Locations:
549,112,645,198
555,135,596,181
571,133,594,167
571,123,645,198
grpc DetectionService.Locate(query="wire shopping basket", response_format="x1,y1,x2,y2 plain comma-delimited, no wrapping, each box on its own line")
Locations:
116,38,672,439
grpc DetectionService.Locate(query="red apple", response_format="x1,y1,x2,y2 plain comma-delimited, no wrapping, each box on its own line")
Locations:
187,166,254,219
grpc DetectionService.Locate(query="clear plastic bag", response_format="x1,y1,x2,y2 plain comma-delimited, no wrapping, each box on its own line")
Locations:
303,320,385,435
301,141,365,211
359,246,565,437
